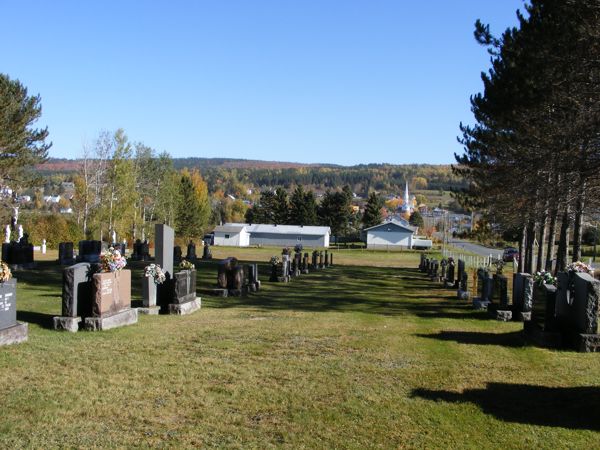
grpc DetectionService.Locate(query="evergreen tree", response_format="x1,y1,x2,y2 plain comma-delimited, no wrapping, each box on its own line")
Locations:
362,192,383,228
176,173,204,240
318,190,351,237
273,188,289,224
0,73,51,183
289,186,318,225
409,211,424,229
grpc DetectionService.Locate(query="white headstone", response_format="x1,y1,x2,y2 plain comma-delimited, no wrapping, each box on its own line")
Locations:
4,225,10,244
17,224,23,241
42,239,47,254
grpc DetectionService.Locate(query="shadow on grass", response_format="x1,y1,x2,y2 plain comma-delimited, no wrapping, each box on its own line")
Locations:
17,310,55,329
412,383,600,431
415,330,526,347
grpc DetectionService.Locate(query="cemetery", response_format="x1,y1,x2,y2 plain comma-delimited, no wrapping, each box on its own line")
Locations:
2,1,600,447
0,243,597,447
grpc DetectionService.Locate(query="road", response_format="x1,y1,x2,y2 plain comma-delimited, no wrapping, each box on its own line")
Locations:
446,239,503,258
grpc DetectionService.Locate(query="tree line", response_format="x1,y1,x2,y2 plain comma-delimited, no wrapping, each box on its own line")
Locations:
455,0,600,273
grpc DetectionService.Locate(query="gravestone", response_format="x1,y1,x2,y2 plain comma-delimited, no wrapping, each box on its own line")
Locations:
487,274,512,321
77,240,102,264
155,224,174,278
131,239,142,261
83,270,138,331
456,259,465,290
280,254,291,282
312,251,319,270
0,279,27,345
58,242,75,265
214,258,253,296
173,246,182,264
186,241,197,261
419,253,427,271
559,272,600,352
473,269,493,309
429,260,439,281
140,274,160,315
2,240,35,269
440,259,447,281
445,259,455,288
329,252,333,266
202,243,212,260
524,283,561,347
302,252,309,274
54,263,94,331
319,251,324,269
512,273,533,321
324,250,329,268
140,240,150,261
246,263,260,292
293,252,301,277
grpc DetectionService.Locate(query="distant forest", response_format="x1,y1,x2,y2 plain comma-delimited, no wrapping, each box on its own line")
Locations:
39,158,465,197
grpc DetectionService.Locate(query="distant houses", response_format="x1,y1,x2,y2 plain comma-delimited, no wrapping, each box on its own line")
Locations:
213,223,331,248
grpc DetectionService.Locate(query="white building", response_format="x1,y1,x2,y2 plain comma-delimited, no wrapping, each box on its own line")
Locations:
364,220,422,250
213,224,251,247
212,223,331,248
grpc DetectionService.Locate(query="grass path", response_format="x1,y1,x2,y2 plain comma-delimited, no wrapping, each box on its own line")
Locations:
0,256,598,448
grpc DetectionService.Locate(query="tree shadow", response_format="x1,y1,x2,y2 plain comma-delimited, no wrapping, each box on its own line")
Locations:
415,330,526,347
17,310,55,329
412,383,600,431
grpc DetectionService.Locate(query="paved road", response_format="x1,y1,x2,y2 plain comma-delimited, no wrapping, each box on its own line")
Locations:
447,239,503,258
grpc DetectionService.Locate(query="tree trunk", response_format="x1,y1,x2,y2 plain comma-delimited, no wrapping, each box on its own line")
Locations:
525,221,535,274
572,189,585,262
545,207,558,271
536,210,548,272
518,225,526,273
556,208,571,273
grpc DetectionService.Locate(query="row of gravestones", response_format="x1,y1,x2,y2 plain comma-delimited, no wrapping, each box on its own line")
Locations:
519,271,600,352
270,249,333,283
52,224,201,334
418,253,600,352
57,238,213,266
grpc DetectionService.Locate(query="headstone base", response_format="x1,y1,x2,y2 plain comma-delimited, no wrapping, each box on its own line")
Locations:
302,269,309,275
58,258,76,266
9,263,36,270
457,290,469,300
137,306,161,315
0,322,28,346
574,333,600,353
488,309,512,321
524,322,563,348
472,298,490,310
277,276,290,283
168,298,201,315
514,312,531,322
248,281,260,292
84,308,138,331
211,289,228,297
228,287,248,297
53,316,81,332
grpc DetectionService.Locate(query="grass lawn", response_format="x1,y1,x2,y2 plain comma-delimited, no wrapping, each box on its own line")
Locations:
0,250,599,448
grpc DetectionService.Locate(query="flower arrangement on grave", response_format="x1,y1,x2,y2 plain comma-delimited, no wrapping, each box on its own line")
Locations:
533,270,557,287
144,264,166,284
566,261,594,274
179,259,195,271
294,243,303,253
99,247,127,272
270,256,280,266
491,258,505,274
0,260,12,283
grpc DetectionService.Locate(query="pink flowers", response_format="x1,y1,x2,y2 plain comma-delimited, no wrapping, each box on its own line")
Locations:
99,247,127,272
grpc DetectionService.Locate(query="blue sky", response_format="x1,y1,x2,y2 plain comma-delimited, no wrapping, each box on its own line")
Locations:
1,1,524,165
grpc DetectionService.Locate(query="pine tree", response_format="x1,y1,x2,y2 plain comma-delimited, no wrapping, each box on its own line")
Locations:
176,173,203,240
362,192,383,229
409,211,424,229
289,186,318,225
273,188,289,224
0,73,51,183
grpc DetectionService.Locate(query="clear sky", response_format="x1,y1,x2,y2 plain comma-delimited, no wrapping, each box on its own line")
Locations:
1,1,525,165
